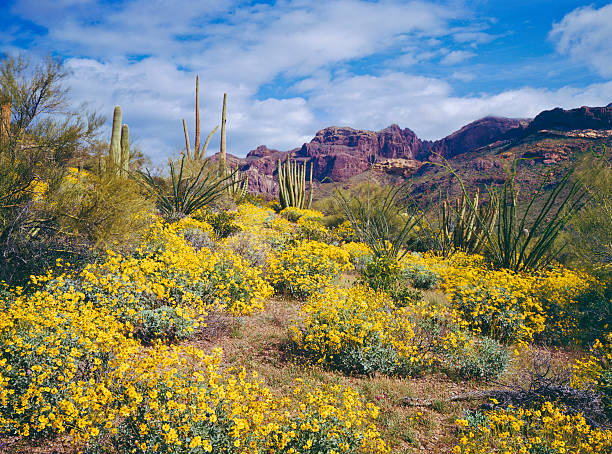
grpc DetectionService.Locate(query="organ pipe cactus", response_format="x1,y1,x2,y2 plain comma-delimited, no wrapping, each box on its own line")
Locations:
277,157,314,209
439,189,498,256
108,105,130,176
225,164,249,201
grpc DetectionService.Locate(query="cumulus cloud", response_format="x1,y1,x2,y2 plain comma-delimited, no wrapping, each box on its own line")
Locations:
4,0,611,163
550,3,612,77
297,72,612,140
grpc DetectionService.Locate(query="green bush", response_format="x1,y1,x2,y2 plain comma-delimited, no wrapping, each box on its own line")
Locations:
134,306,195,344
359,254,401,293
402,264,440,289
444,334,509,381
194,208,241,239
335,335,424,377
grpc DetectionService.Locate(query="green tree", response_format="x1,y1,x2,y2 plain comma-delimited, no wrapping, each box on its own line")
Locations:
0,54,104,284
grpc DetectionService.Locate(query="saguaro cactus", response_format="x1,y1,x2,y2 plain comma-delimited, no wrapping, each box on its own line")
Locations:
219,93,227,173
120,124,130,176
277,157,314,209
108,105,130,176
182,75,219,160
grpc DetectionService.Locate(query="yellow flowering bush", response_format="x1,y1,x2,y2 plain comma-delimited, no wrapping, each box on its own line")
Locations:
267,240,352,299
280,207,324,223
291,285,444,376
402,252,597,344
344,242,374,270
0,283,388,453
453,402,612,453
573,333,612,419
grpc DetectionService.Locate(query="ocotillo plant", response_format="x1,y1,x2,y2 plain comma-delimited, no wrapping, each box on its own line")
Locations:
182,75,218,160
108,105,130,176
277,157,314,209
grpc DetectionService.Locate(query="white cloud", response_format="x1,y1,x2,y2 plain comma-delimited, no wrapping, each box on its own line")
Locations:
440,50,476,65
298,72,612,140
550,3,612,77
5,0,611,165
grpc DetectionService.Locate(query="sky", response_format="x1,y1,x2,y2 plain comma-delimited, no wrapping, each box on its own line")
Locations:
1,0,612,163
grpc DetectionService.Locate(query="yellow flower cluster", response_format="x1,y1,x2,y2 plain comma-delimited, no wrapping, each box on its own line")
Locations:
402,252,594,344
453,402,612,453
0,283,387,452
83,217,272,322
291,285,445,375
572,333,612,390
343,242,374,269
267,240,352,299
280,207,324,222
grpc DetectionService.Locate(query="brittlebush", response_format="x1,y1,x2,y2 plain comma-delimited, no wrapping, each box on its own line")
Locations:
453,402,612,453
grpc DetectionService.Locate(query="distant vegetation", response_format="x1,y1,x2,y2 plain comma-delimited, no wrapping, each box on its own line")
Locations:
1,54,611,453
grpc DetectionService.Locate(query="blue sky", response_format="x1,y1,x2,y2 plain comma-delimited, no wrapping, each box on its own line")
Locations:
1,0,612,163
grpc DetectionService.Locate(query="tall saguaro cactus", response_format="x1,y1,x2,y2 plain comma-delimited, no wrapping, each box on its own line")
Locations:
108,105,130,176
277,157,314,209
120,124,130,176
219,93,227,174
182,75,219,160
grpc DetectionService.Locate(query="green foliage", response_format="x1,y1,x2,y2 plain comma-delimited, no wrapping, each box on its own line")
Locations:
435,155,588,271
359,255,401,293
335,182,423,261
569,148,612,281
134,306,195,344
0,54,105,285
402,263,440,290
194,208,241,239
277,157,314,209
444,334,509,381
140,156,236,221
599,367,612,421
335,334,424,377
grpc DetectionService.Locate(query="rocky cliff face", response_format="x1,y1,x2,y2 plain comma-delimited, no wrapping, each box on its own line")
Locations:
526,105,612,132
235,104,612,195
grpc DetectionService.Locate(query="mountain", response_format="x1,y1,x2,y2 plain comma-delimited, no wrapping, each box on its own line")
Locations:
224,104,612,196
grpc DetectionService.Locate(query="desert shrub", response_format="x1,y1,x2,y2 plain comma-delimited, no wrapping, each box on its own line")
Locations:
402,263,440,289
290,285,448,377
453,402,612,454
193,207,241,239
402,252,596,345
332,219,358,242
280,206,323,223
573,333,612,421
134,305,194,344
359,254,402,293
267,240,352,299
444,334,509,381
222,230,273,269
293,215,331,242
0,280,388,453
335,182,424,260
344,241,374,270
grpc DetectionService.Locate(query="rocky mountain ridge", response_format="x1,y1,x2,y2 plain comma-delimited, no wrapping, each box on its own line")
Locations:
224,104,612,195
